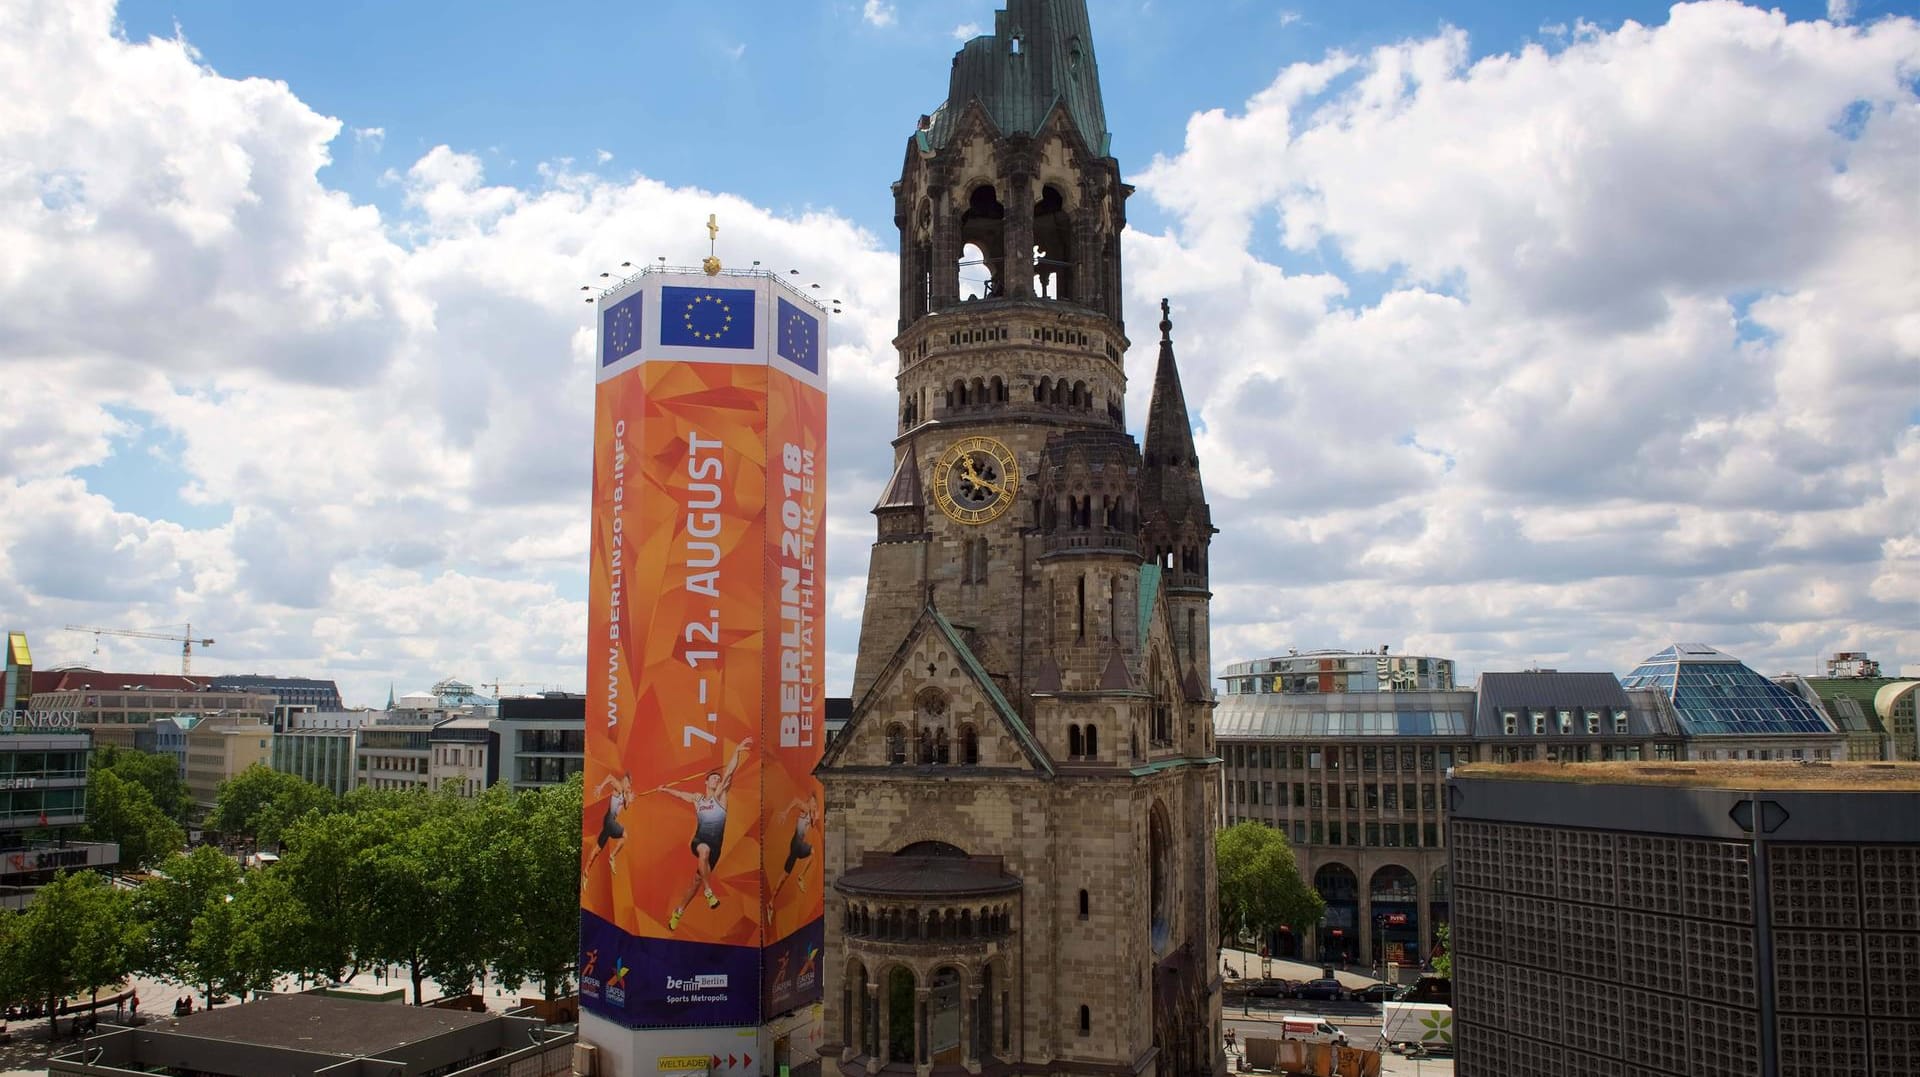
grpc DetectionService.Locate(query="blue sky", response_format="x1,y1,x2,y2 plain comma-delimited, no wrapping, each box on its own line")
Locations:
4,0,1916,705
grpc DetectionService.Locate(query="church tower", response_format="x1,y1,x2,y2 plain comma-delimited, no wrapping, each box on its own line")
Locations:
819,3,1223,1074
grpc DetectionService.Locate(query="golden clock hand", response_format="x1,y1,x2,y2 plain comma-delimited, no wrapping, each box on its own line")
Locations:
961,456,1005,496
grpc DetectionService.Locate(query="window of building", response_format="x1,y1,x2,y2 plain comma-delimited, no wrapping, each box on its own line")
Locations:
1345,784,1359,810
1402,783,1416,811
1532,713,1546,736
1261,781,1273,805
1586,712,1601,735
1503,712,1517,735
1079,1005,1090,1034
1383,824,1399,848
1401,747,1415,772
1365,784,1379,811
1261,745,1274,769
1422,784,1437,811
1404,823,1418,847
1293,783,1305,808
1079,890,1089,919
1309,783,1322,809
1344,747,1358,772
1614,713,1629,735
886,725,907,765
1420,747,1435,772
1328,822,1342,845
1293,821,1306,845
1383,784,1398,811
1559,710,1574,734
1366,823,1380,846
1362,747,1377,773
1438,748,1454,770
1424,822,1439,847
1309,821,1323,845
1325,746,1340,772
1291,747,1306,770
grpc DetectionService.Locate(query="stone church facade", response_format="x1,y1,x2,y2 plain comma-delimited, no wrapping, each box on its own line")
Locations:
816,2,1223,1075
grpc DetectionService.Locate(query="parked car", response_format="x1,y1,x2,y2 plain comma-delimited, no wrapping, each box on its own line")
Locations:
1354,982,1403,1003
1246,978,1293,999
1294,978,1347,1001
1401,975,1453,1005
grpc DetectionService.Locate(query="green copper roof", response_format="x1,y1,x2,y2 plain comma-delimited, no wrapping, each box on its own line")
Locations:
1137,562,1162,652
926,0,1110,156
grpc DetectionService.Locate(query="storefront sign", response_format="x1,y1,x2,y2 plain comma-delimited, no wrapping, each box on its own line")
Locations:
0,710,80,732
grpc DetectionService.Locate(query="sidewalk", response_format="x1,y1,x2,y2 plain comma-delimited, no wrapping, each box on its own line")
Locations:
1219,945,1387,989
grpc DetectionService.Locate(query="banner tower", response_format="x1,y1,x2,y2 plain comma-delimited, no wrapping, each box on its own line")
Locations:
581,255,828,1072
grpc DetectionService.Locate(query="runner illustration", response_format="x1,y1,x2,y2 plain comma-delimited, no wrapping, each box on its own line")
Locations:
765,791,821,925
581,772,636,882
659,737,754,931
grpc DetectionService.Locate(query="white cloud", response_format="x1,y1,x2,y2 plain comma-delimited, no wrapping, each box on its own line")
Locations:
862,1,896,29
1828,0,1856,24
1279,11,1302,27
595,148,612,164
1129,2,1920,677
952,22,982,41
352,125,384,150
0,0,898,704
726,42,746,61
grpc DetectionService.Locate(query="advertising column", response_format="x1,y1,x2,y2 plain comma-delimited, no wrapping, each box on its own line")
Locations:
581,268,827,1066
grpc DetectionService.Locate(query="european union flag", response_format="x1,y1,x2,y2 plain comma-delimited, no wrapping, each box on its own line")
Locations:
602,292,643,367
661,286,755,350
776,297,819,374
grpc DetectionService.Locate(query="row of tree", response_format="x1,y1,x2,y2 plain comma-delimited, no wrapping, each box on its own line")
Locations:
3,765,582,1033
1215,820,1327,953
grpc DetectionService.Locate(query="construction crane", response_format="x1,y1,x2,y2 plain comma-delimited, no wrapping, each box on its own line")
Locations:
65,623,215,675
484,679,546,698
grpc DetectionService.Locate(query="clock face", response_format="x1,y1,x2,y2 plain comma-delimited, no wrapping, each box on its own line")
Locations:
933,436,1020,525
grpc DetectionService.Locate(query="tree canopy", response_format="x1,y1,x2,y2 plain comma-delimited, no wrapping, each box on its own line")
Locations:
92,745,193,823
80,767,186,870
206,764,337,847
1216,821,1326,947
5,870,142,1034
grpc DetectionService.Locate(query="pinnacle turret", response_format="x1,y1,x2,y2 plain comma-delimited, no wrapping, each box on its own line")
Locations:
1140,298,1208,528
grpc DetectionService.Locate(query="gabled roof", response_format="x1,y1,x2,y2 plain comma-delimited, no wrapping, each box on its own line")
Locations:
823,603,1053,776
32,668,207,693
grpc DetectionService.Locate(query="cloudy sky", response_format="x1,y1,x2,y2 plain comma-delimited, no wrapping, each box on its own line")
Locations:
3,0,1915,707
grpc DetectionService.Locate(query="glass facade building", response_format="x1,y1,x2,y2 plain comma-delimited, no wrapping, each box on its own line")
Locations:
1628,645,1835,756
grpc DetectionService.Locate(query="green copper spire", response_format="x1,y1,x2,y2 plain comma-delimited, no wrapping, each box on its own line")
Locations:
923,0,1111,156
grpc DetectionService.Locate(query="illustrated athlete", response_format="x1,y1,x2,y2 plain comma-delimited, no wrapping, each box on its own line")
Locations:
658,737,753,931
581,772,636,881
766,791,820,925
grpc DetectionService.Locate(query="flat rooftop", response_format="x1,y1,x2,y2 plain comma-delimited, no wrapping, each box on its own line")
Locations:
167,992,493,1057
1453,760,1920,791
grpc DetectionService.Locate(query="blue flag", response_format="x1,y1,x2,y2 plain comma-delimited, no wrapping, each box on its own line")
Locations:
602,292,643,367
776,297,820,374
661,286,755,350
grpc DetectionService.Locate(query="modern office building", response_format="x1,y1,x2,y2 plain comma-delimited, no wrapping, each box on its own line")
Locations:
1878,680,1920,761
428,714,496,796
0,730,117,909
1216,649,1473,964
206,674,344,731
357,711,436,792
29,669,275,751
490,694,584,792
271,711,371,796
181,715,272,811
1448,760,1920,1077
1619,644,1846,760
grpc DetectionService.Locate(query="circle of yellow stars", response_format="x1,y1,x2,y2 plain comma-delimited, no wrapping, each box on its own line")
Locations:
682,293,734,342
782,311,812,360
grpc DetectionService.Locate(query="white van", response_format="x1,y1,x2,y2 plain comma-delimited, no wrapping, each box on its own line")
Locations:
1278,1015,1349,1047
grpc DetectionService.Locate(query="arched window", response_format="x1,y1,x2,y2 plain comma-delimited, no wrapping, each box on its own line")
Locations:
1079,1004,1091,1034
960,725,979,765
935,728,951,765
886,724,906,765
1068,724,1083,757
1036,376,1051,404
1085,724,1099,757
1078,889,1090,919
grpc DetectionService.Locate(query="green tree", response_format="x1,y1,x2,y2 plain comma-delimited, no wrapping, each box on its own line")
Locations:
207,765,335,848
80,768,186,870
10,871,142,1035
1431,922,1452,979
491,775,583,999
277,809,380,982
93,745,193,823
1216,821,1325,950
135,845,244,1002
227,868,312,999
